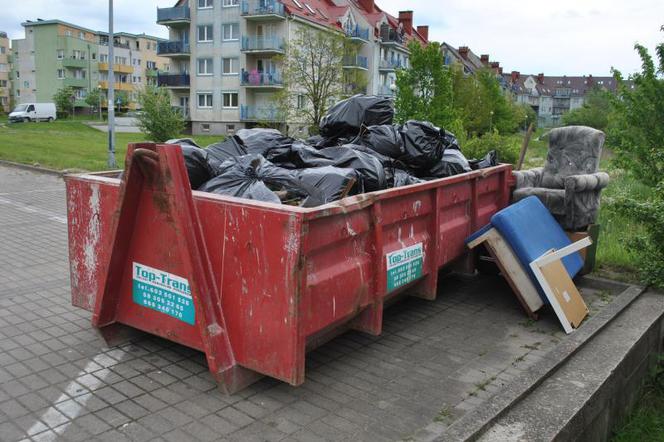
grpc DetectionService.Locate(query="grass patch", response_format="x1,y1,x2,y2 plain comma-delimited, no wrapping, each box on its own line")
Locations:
611,358,664,441
0,120,222,171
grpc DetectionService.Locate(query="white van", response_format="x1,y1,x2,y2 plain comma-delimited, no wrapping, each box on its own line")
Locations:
8,103,57,123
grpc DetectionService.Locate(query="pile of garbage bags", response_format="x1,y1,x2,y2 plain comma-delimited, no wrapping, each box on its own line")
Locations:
167,94,499,207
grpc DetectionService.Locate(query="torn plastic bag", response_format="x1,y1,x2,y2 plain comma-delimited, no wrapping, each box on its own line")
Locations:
391,168,425,188
296,166,361,207
469,150,498,170
319,94,394,139
428,148,472,178
197,154,304,204
400,121,446,172
166,138,202,148
206,136,248,172
352,124,404,159
164,140,215,189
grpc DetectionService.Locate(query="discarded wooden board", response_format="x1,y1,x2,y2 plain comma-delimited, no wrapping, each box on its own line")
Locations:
530,237,592,334
467,227,544,319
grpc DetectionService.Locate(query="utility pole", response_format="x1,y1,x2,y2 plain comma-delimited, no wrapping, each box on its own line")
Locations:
107,0,117,168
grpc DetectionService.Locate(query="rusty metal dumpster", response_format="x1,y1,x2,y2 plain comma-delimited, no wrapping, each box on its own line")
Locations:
65,143,512,393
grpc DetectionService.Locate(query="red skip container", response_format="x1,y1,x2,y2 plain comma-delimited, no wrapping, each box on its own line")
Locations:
65,143,513,393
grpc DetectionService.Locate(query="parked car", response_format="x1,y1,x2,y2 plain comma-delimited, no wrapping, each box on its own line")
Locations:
8,103,57,123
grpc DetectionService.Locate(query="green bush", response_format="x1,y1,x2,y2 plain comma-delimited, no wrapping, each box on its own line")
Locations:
136,86,185,142
462,132,521,165
611,181,664,288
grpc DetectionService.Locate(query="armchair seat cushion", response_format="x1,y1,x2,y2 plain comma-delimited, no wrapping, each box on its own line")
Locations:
512,187,566,215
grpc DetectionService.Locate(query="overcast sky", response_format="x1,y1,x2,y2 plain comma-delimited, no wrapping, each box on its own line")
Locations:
1,0,661,76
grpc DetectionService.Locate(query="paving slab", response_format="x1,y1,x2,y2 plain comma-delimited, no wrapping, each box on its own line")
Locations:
0,164,634,441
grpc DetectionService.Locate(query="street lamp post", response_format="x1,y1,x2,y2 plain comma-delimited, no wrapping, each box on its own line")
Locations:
107,0,117,169
98,85,102,120
489,110,494,133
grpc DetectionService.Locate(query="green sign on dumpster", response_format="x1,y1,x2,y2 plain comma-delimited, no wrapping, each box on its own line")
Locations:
132,262,195,325
386,243,423,292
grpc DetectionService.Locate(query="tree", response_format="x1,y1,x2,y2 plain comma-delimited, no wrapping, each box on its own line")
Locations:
85,87,102,116
136,86,185,142
562,87,611,131
278,26,345,131
394,41,456,129
609,42,664,186
53,86,76,119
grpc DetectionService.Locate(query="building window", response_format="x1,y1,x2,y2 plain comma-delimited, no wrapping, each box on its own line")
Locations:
297,94,305,109
197,58,213,75
57,49,65,59
15,71,20,79
227,124,235,134
147,61,157,70
197,25,214,42
133,58,141,66
223,0,239,6
222,92,238,108
198,0,213,8
24,81,29,88
115,56,127,65
79,31,85,39
198,93,213,108
65,30,72,37
100,54,108,63
0,47,4,54
222,58,238,75
222,23,239,41
201,123,211,132
92,53,96,60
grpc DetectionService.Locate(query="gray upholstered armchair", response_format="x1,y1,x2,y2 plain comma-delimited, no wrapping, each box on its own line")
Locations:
512,126,609,231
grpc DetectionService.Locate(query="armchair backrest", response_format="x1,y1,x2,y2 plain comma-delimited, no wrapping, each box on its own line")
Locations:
541,126,605,188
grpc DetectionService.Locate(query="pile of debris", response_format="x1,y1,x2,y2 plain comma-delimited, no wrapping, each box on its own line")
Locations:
168,95,498,207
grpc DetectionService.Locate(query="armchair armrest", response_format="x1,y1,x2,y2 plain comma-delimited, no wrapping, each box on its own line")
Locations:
564,172,609,193
513,167,544,189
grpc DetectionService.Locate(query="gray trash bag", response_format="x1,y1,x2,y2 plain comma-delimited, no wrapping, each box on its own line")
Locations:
164,140,215,189
235,128,294,155
428,148,472,178
319,95,394,140
197,154,303,204
352,124,404,159
166,138,202,148
206,136,248,172
296,166,361,207
469,150,498,170
399,121,446,172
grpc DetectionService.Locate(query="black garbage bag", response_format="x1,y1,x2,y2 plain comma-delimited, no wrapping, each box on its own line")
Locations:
164,140,215,189
469,150,498,170
391,168,425,188
352,124,404,159
198,154,304,204
206,136,248,172
399,121,446,172
316,146,387,192
441,130,461,151
296,166,361,207
428,148,472,178
320,95,394,139
235,128,294,156
166,138,202,148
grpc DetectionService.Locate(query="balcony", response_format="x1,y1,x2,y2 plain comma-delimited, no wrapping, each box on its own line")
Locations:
241,0,285,20
379,58,404,71
345,26,370,42
63,78,87,88
98,81,133,92
157,41,191,57
240,105,284,122
99,40,131,49
61,57,88,68
157,73,190,88
379,27,408,51
241,36,285,54
157,6,191,26
98,62,134,74
145,68,158,77
241,69,283,88
342,55,368,70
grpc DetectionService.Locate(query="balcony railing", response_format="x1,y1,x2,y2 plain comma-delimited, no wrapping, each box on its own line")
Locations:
61,57,88,68
379,26,406,46
379,58,404,70
241,0,285,18
240,105,284,122
157,73,190,88
63,78,88,88
241,36,285,52
345,26,370,41
241,69,283,87
342,55,368,69
157,41,191,56
99,40,131,49
157,6,191,23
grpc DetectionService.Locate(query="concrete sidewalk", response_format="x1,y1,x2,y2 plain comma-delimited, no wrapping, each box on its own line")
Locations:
0,164,625,442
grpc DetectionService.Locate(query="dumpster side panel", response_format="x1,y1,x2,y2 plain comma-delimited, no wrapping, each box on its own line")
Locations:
215,202,303,383
65,178,119,310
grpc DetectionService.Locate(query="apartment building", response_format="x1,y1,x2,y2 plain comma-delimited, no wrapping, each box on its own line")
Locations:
0,32,9,112
503,71,619,127
156,0,428,135
11,20,170,111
